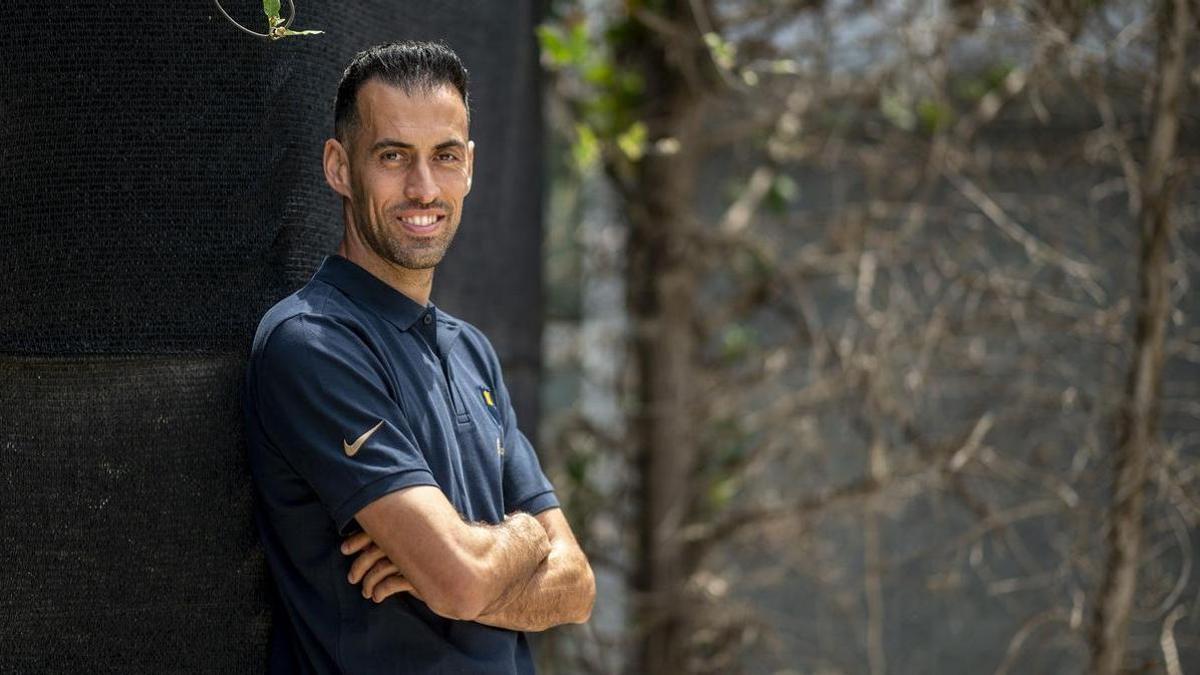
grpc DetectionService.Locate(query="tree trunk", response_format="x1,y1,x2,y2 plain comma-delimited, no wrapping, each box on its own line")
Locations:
629,152,699,673
628,104,705,675
619,4,709,673
1088,0,1189,672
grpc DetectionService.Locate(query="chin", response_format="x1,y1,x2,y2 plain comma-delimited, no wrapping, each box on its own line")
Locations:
388,247,447,271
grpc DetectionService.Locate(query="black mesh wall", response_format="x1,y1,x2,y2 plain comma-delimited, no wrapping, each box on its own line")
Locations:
0,1,544,670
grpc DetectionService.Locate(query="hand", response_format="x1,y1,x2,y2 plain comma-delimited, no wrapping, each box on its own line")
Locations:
342,531,417,603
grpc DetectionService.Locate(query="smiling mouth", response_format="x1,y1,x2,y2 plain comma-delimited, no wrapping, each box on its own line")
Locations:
397,212,446,234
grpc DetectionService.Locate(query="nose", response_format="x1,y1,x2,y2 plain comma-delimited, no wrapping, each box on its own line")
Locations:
404,158,440,205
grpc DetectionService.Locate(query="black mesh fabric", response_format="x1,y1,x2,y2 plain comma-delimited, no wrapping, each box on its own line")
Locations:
0,356,267,671
0,1,545,416
1,1,544,670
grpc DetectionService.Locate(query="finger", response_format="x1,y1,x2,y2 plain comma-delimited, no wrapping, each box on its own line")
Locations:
348,545,388,584
362,560,401,598
341,531,374,555
372,575,415,603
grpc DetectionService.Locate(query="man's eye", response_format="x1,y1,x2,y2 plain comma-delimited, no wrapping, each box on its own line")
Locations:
382,151,404,162
436,153,459,162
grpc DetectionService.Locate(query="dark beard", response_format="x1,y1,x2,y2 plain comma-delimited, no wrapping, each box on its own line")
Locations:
351,190,458,271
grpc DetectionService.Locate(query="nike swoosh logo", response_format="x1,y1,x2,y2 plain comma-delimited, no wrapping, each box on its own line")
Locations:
343,420,385,457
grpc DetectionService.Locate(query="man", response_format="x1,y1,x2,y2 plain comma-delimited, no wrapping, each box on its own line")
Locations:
243,42,595,674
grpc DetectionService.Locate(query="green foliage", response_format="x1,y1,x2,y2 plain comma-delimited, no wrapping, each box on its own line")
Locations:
538,16,647,171
984,62,1015,90
766,174,799,213
262,0,323,40
882,88,955,135
916,98,954,134
566,448,592,485
701,418,756,512
705,31,761,85
616,121,647,162
720,324,758,362
707,475,739,510
952,62,1015,102
572,123,599,171
537,22,590,68
703,32,736,72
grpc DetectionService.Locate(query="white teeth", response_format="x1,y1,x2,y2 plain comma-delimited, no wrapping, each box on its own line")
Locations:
401,215,439,227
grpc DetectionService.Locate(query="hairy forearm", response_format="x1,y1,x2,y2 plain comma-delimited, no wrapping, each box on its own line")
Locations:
455,512,551,617
474,539,595,632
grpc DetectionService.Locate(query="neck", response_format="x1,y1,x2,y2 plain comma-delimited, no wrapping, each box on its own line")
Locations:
337,233,435,308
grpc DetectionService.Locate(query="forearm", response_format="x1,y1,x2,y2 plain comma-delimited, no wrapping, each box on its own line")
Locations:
461,511,552,614
475,539,595,632
356,490,551,621
351,490,577,622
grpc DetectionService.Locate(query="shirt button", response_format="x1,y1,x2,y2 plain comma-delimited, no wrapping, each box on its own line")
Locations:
423,313,433,325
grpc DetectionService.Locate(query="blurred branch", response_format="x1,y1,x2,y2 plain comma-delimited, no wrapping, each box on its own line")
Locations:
994,609,1074,675
1160,604,1188,675
946,170,1106,301
884,494,1068,574
1089,0,1192,670
1087,78,1142,216
681,410,1000,550
953,66,1029,142
718,88,811,234
679,471,891,547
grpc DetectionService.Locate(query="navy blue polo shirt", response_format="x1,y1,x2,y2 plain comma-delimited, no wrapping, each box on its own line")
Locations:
243,254,558,675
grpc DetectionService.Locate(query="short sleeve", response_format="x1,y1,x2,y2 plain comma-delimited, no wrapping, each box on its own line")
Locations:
482,341,559,516
250,314,439,533
501,425,560,516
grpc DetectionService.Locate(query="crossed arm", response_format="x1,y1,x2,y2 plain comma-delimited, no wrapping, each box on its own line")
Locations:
344,485,595,630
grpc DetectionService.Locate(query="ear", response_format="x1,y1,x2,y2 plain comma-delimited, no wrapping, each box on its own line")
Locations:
464,140,476,195
323,137,352,199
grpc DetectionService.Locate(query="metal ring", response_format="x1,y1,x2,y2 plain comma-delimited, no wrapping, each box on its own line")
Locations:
212,0,296,39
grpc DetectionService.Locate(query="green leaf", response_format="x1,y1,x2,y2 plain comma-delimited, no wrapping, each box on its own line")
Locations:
537,21,592,68
263,0,281,21
572,123,599,171
984,62,1015,90
536,24,571,66
566,453,591,484
702,32,736,71
582,61,613,86
917,98,954,134
707,476,738,510
720,324,757,361
767,174,798,213
618,70,644,97
566,22,589,64
616,121,646,162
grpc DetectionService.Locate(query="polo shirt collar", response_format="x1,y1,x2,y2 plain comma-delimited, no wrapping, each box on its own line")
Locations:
315,255,430,332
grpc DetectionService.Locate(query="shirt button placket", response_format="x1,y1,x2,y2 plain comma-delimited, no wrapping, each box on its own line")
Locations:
421,312,460,416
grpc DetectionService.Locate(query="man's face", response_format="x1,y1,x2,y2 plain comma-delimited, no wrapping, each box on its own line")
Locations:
339,80,473,270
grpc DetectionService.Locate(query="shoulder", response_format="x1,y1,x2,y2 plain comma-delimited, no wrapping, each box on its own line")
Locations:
249,280,373,370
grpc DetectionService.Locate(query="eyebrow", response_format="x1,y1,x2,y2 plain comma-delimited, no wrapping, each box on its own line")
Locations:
370,138,467,153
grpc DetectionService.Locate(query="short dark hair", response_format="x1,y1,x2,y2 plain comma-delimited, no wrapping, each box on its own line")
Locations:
334,41,470,141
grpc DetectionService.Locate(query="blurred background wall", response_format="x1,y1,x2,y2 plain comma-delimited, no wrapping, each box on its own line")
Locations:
0,1,545,670
536,1,1199,674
